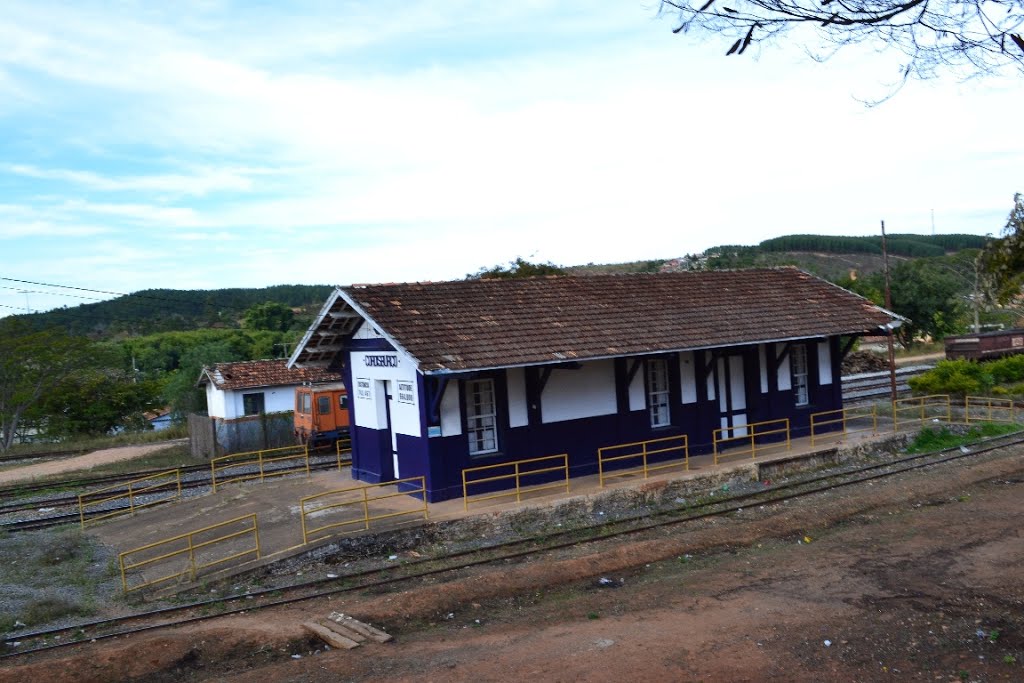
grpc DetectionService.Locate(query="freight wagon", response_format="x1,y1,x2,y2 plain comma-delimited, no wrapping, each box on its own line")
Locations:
944,328,1024,361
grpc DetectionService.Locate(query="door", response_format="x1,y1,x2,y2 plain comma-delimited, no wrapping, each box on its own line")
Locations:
716,354,748,438
376,380,397,480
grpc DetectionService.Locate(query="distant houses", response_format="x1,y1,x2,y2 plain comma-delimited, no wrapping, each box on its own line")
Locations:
192,359,342,456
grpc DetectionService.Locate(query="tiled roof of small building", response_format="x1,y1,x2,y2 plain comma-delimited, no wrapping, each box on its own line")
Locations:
197,359,342,390
336,268,900,373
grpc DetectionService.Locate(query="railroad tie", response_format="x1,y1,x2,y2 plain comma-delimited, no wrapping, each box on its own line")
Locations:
301,621,360,650
327,611,393,643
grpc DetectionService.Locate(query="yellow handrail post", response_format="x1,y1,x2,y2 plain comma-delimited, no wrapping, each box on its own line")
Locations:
187,534,197,582
462,469,469,512
258,450,265,483
253,514,262,559
422,478,430,520
361,486,370,531
514,462,522,504
304,444,311,478
785,418,791,450
211,459,218,493
119,553,128,594
563,455,570,492
128,482,135,514
176,468,182,498
300,499,309,545
78,494,86,529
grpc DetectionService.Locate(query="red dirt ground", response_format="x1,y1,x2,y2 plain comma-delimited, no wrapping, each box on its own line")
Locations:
5,444,1023,683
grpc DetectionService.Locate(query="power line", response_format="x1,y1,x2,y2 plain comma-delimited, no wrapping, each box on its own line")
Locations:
0,276,255,312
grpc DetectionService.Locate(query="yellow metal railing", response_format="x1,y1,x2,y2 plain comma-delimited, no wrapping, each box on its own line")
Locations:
965,396,1018,424
210,445,310,492
462,454,570,511
335,436,352,469
892,394,951,431
118,513,261,593
809,405,880,447
299,477,428,544
597,435,689,487
79,469,182,528
713,419,790,464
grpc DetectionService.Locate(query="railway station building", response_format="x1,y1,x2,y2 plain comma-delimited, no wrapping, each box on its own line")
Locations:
288,268,901,502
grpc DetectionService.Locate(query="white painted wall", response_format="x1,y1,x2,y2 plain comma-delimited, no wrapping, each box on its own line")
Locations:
353,321,387,340
679,351,697,404
776,343,792,391
507,367,529,428
818,339,833,385
439,381,462,436
758,345,768,393
542,359,617,423
350,349,421,437
207,384,297,419
628,362,646,411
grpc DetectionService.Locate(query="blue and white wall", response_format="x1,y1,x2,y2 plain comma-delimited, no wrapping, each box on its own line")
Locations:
341,325,845,502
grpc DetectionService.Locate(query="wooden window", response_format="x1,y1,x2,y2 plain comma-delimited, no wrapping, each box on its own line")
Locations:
647,359,670,428
338,394,348,410
242,392,265,416
317,396,331,415
466,378,498,455
791,344,809,407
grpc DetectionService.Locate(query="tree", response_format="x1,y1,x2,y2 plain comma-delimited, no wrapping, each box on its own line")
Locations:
36,371,163,438
242,301,295,332
468,257,567,279
980,192,1024,305
660,0,1024,82
0,319,99,452
162,341,244,419
887,258,967,346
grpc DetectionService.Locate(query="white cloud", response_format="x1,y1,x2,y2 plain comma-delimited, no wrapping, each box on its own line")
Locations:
4,164,259,196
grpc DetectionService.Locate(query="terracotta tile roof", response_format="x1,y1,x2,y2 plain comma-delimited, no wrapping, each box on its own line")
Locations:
198,359,342,390
339,268,900,373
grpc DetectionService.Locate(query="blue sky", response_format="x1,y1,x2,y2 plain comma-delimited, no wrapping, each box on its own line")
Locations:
1,1,1022,317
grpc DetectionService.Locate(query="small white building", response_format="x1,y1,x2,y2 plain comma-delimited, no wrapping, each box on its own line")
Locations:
194,359,342,455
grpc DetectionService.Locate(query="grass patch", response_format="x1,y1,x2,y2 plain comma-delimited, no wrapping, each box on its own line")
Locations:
20,596,95,626
906,422,1023,454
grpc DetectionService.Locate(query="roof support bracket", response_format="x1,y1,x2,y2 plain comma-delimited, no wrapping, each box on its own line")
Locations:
771,342,791,373
625,358,644,386
537,367,554,395
839,336,858,364
426,376,450,425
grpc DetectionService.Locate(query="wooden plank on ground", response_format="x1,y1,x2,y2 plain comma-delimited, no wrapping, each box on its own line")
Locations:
318,618,366,642
302,621,360,649
327,611,393,643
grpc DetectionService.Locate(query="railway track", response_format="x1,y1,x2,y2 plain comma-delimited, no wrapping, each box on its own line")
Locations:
840,365,934,404
3,428,1022,662
0,453,348,533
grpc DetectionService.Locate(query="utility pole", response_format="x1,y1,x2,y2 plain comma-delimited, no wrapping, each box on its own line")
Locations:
881,221,898,403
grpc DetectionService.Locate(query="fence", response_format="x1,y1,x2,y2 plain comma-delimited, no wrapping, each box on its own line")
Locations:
809,405,881,447
892,394,951,431
713,418,790,465
79,469,182,528
462,454,570,511
118,513,261,593
965,396,1018,424
210,445,310,492
299,477,428,544
335,436,353,469
597,435,689,487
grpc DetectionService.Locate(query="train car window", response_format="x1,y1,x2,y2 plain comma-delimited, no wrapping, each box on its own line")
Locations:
300,393,311,414
339,395,348,409
317,396,331,414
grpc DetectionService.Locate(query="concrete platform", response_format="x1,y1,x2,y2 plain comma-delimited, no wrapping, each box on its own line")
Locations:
87,426,904,591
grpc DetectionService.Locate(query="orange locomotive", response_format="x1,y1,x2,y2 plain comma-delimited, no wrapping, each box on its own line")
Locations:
294,383,350,447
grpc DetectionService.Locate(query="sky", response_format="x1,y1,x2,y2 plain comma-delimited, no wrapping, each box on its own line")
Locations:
1,1,1022,317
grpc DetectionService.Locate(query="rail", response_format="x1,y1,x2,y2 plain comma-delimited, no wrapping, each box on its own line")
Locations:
965,396,1018,424
713,418,791,465
597,435,689,487
462,454,570,511
809,405,880,447
892,394,951,431
118,513,260,593
299,477,428,544
78,468,182,528
210,445,310,493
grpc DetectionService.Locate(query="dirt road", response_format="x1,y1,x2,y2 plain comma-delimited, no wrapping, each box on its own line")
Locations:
0,441,186,485
6,443,1024,682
